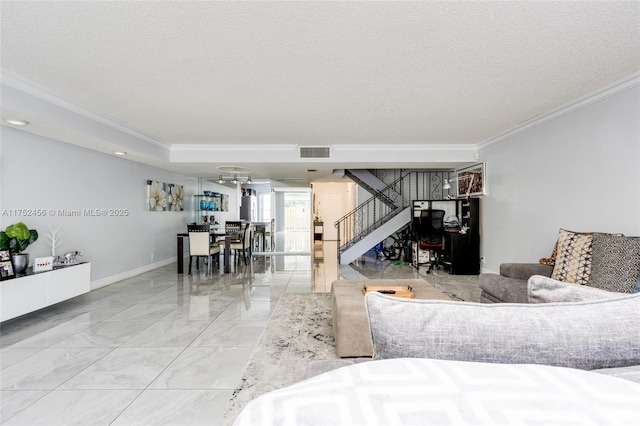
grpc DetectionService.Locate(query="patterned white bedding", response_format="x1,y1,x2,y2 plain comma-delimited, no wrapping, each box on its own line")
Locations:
234,358,640,426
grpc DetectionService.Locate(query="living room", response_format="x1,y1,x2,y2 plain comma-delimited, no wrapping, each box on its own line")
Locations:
1,2,637,285
1,1,639,425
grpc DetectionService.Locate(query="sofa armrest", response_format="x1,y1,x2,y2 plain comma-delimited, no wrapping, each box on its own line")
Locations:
479,274,530,303
500,263,553,280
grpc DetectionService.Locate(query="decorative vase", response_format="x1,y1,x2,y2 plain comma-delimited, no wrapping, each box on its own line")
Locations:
200,199,208,210
12,253,29,274
208,201,214,210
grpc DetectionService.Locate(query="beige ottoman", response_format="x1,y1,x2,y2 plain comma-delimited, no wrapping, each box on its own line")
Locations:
330,279,451,357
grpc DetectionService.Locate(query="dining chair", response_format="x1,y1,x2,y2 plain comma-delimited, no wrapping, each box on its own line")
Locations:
230,223,252,265
225,221,244,245
187,224,220,276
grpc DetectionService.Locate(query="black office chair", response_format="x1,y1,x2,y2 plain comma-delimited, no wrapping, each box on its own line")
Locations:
418,209,446,273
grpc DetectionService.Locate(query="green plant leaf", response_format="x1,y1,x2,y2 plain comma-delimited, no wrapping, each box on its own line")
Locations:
0,232,9,250
5,222,30,240
1,223,38,254
28,229,39,245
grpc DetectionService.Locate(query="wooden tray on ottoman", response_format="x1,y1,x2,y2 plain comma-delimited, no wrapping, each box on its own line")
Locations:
362,285,415,298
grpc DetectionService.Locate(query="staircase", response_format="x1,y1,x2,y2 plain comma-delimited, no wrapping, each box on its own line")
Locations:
335,169,450,265
338,206,412,264
344,169,403,209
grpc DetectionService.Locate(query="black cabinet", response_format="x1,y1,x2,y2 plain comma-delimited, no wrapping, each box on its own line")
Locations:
412,198,480,275
446,230,480,274
448,198,480,274
313,222,324,242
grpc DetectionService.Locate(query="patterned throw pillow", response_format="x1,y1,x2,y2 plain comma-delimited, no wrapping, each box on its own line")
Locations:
550,229,593,284
588,233,640,293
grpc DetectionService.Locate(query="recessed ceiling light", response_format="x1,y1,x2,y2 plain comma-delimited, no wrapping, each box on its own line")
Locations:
4,119,29,126
114,151,127,156
307,169,317,172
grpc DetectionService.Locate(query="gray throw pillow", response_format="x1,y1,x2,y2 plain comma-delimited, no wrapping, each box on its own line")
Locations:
588,233,640,293
364,291,640,370
527,275,619,303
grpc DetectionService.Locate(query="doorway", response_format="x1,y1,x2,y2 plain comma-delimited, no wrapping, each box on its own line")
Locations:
313,192,342,240
273,189,311,254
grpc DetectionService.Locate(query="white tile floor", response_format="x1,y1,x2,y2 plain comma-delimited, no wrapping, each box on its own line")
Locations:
0,245,480,425
0,254,319,425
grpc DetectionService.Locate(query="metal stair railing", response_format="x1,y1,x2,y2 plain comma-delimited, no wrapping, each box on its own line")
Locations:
335,172,410,251
343,170,402,208
334,169,451,254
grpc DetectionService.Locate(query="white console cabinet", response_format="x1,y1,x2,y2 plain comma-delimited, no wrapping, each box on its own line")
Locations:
1,263,90,322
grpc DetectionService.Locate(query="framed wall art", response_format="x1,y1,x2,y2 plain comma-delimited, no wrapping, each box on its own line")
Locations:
0,249,16,280
167,183,185,211
147,180,167,211
147,180,184,211
456,163,486,198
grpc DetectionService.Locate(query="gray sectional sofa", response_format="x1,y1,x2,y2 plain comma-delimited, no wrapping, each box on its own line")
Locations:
234,230,640,424
480,230,640,303
479,262,553,303
234,278,640,425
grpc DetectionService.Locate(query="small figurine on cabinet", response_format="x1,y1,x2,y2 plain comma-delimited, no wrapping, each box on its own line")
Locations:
64,251,82,264
54,251,83,266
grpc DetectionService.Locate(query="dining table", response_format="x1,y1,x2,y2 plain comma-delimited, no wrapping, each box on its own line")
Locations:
176,231,241,274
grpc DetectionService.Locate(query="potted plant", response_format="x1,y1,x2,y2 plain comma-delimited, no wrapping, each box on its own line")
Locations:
0,222,38,274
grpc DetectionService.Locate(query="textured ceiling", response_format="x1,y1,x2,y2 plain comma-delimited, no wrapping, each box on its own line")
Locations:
1,1,639,180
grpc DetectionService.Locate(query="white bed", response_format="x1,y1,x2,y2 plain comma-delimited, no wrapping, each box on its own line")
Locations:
234,358,640,426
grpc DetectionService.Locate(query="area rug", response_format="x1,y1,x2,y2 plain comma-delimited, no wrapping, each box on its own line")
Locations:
438,288,465,301
222,283,465,424
222,292,339,424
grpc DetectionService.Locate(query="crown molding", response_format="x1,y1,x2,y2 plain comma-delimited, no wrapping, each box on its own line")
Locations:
171,143,477,153
6,66,634,159
479,71,640,149
1,68,170,151
171,143,477,164
332,144,478,152
171,144,295,152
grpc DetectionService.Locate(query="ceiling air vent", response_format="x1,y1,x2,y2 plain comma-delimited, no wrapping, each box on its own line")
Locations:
300,147,330,158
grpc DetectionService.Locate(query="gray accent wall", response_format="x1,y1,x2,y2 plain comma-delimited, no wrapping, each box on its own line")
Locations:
479,85,640,273
1,127,199,288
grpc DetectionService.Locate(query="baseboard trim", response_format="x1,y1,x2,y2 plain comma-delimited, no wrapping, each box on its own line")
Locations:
90,257,177,290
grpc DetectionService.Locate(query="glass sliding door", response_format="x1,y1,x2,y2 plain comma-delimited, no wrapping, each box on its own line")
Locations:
274,189,311,254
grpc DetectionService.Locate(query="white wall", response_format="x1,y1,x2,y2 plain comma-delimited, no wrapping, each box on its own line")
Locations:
479,84,640,273
312,182,357,240
1,127,201,288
